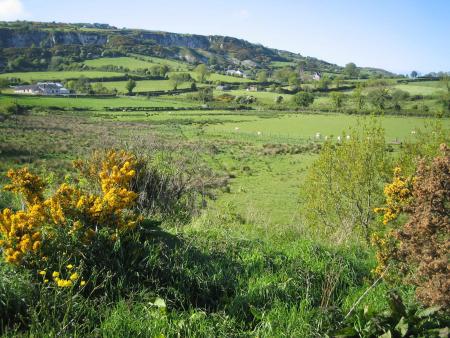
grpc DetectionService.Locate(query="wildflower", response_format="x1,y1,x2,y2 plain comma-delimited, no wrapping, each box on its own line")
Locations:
57,279,72,288
52,271,60,278
80,280,86,286
66,264,74,270
39,270,46,276
44,279,49,283
69,272,79,281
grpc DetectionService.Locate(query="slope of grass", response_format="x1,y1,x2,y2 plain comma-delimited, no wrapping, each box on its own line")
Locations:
83,57,156,70
226,89,292,104
92,79,193,93
207,114,449,141
130,54,190,71
0,71,125,82
0,94,196,109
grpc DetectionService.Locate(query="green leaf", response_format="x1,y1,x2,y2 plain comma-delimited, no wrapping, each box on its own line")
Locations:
395,317,409,337
151,297,166,308
388,291,406,318
416,306,441,318
379,330,392,338
249,305,264,321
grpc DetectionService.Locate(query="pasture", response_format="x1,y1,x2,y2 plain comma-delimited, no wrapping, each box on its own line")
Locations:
83,57,157,70
91,79,194,93
0,71,125,82
0,94,197,109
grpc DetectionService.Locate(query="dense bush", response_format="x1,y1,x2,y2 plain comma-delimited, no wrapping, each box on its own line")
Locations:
302,120,392,243
292,91,315,108
373,145,449,307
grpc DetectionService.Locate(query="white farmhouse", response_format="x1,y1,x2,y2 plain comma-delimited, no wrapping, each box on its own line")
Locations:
226,69,244,77
13,82,70,96
312,72,322,81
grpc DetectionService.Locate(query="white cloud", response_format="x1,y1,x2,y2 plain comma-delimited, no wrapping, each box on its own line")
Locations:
0,0,29,21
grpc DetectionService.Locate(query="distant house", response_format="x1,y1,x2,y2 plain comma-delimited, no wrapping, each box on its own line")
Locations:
312,72,322,81
13,82,70,96
246,85,258,92
226,69,244,77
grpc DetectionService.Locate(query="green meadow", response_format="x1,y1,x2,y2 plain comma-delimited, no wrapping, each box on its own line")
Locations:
0,71,125,82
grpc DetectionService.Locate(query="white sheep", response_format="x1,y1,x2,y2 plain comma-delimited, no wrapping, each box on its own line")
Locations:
235,127,240,131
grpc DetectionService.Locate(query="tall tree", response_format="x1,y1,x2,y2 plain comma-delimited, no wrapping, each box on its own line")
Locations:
344,62,359,78
126,79,137,95
256,70,268,82
194,64,210,83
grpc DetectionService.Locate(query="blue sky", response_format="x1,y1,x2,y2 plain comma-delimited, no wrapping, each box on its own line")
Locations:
1,0,449,74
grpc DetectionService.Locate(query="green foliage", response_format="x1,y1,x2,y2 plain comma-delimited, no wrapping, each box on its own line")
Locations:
168,72,192,90
194,64,210,83
344,62,360,78
256,70,268,82
368,87,391,111
125,79,137,95
352,87,366,110
292,91,315,108
330,92,347,111
65,76,92,94
302,120,392,242
334,291,449,338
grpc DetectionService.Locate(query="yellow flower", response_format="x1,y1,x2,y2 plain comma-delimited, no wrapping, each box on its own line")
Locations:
52,271,60,278
44,279,49,283
67,264,74,270
69,272,79,281
57,279,73,287
39,270,46,276
80,280,86,286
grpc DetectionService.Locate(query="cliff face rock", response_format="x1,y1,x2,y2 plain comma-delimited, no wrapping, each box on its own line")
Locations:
0,29,107,48
140,32,211,49
0,23,292,69
0,27,275,57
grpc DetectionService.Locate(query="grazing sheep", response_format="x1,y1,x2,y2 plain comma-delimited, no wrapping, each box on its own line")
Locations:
235,127,240,131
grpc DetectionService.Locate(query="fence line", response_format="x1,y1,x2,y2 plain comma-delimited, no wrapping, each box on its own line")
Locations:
208,128,309,144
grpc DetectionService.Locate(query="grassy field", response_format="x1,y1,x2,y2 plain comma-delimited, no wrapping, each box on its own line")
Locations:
92,79,194,93
0,94,197,109
83,57,157,70
0,71,125,82
226,89,293,104
394,82,446,96
207,113,448,141
130,54,191,71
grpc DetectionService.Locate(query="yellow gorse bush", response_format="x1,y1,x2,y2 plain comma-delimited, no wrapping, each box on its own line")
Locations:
371,166,415,276
0,150,140,265
373,167,414,225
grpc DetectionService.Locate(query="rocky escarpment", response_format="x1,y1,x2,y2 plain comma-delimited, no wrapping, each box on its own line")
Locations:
0,26,278,61
0,28,108,48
